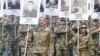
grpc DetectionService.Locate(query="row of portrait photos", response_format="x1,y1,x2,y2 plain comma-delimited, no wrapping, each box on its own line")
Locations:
0,0,100,24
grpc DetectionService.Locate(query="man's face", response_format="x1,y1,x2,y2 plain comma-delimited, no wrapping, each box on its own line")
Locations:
81,25,87,33
92,21,98,26
50,0,55,3
38,18,46,26
59,20,65,25
27,2,33,10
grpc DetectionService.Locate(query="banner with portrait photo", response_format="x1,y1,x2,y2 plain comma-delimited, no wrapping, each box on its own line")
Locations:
45,0,60,16
69,0,89,20
20,0,41,24
0,0,3,17
3,0,21,16
92,0,100,18
87,0,92,15
59,0,69,18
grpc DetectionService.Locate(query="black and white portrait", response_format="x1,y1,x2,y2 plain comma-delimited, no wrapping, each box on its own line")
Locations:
8,0,20,9
61,0,69,11
0,0,3,17
20,0,40,24
23,0,38,18
69,0,88,20
94,0,100,12
40,0,45,12
46,0,58,8
71,0,87,14
40,3,44,12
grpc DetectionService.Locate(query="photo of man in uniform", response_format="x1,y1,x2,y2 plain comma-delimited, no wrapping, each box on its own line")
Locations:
8,0,20,9
94,0,100,12
46,0,58,8
71,0,87,14
61,0,69,11
23,1,37,18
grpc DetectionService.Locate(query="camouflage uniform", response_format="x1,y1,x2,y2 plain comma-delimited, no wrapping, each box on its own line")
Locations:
18,25,28,56
3,18,17,56
28,26,54,56
91,28,100,56
79,34,92,56
19,26,54,56
54,25,75,56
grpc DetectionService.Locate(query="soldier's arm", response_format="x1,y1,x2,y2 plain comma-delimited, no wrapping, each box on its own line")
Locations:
48,29,54,55
94,27,100,32
67,28,76,44
88,36,94,47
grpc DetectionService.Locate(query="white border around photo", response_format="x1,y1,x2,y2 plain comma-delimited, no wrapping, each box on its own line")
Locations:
92,0,100,19
20,0,41,25
69,0,89,20
0,0,3,17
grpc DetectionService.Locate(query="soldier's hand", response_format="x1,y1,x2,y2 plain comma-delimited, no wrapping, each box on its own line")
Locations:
65,42,69,46
25,36,32,42
64,29,68,33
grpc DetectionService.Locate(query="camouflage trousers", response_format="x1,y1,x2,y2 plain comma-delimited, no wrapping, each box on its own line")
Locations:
79,49,91,56
56,48,69,56
5,42,17,56
92,48,100,56
20,47,48,56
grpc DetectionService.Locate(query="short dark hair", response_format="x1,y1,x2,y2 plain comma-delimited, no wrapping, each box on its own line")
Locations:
93,19,99,22
81,23,87,27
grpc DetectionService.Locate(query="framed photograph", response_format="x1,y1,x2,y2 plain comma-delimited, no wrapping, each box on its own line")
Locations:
0,0,3,17
69,0,88,20
3,0,21,16
40,0,45,12
45,0,59,16
92,0,100,18
20,0,41,24
8,0,20,9
59,0,69,18
46,0,58,8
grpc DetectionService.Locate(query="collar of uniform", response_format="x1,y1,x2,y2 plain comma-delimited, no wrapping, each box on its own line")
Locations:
80,32,88,36
38,26,47,31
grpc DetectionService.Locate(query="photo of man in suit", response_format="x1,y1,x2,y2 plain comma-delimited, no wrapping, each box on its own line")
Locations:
23,1,37,18
8,0,20,9
94,0,100,12
46,0,58,8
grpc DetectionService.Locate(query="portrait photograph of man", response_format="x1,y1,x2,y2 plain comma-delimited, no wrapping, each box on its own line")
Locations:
8,0,20,9
94,0,100,12
0,0,3,17
23,0,38,18
71,0,87,14
61,0,69,12
46,0,58,8
20,0,40,24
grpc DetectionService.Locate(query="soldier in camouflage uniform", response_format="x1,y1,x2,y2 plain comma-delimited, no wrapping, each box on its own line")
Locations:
54,18,75,56
3,15,17,56
90,19,100,56
18,24,30,56
78,23,92,56
25,17,54,56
